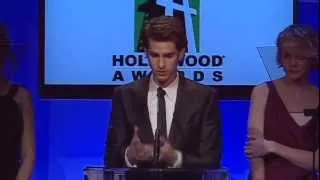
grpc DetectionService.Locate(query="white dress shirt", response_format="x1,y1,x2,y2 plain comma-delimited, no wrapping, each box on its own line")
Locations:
147,74,178,136
125,73,183,168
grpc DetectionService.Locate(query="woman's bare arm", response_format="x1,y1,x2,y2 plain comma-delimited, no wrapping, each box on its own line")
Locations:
270,142,319,170
15,88,36,180
248,84,269,180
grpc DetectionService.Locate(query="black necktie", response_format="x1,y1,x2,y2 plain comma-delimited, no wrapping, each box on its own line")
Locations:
157,87,167,138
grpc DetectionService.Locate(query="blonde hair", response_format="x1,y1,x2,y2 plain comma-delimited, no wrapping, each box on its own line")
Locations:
276,24,319,68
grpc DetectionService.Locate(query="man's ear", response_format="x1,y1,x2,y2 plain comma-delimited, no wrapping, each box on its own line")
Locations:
178,48,186,61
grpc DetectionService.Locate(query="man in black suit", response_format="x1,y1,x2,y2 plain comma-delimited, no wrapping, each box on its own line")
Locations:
105,16,221,169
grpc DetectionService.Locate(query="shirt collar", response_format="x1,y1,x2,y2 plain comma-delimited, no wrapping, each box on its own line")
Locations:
149,73,179,101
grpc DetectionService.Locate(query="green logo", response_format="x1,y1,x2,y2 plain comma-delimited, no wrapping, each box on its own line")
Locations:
134,0,200,53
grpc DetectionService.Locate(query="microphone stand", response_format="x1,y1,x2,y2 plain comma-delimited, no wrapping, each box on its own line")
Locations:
304,108,319,180
153,128,160,167
152,128,161,180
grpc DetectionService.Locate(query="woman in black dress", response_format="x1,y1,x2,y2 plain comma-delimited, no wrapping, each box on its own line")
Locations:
0,25,35,180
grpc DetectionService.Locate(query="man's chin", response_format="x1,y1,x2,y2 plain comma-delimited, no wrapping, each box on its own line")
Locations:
155,76,169,84
157,78,169,83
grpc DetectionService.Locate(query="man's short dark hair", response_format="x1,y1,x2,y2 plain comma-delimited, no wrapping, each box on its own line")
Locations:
142,16,187,51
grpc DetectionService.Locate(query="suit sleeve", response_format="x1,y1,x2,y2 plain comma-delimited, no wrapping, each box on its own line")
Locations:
182,89,222,169
105,87,132,168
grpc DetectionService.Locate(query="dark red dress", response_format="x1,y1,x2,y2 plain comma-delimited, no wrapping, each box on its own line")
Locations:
0,85,23,180
264,82,318,180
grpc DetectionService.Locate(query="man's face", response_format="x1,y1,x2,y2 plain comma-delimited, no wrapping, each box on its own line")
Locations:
146,39,185,87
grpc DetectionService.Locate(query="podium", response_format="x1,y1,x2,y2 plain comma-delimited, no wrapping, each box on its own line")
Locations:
84,167,230,180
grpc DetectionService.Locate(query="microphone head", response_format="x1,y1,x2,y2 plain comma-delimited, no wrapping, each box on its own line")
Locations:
304,108,319,117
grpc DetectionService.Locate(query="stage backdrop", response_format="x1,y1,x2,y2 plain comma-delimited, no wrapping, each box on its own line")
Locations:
42,0,294,99
0,0,318,180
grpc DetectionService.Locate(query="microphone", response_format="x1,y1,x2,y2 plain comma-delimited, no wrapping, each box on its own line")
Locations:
304,109,318,117
304,108,319,180
153,128,161,167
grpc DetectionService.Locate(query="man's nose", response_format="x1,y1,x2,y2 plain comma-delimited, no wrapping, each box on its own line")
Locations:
157,58,165,68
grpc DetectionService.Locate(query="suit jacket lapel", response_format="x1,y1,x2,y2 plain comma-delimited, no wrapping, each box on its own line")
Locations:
134,77,154,143
168,75,191,148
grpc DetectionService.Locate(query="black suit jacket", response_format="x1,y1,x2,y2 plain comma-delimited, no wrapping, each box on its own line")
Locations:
105,74,222,169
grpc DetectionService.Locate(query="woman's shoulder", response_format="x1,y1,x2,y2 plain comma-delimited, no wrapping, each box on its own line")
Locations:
11,84,33,106
310,85,319,105
251,81,271,98
310,85,319,93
